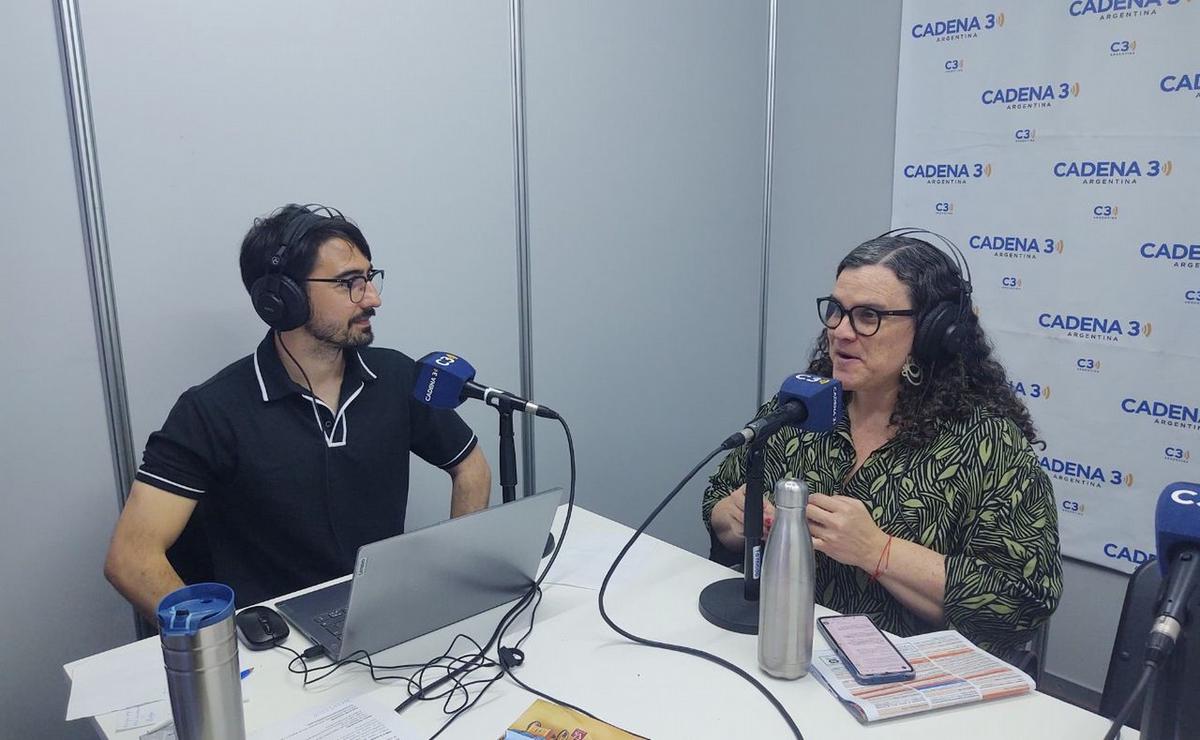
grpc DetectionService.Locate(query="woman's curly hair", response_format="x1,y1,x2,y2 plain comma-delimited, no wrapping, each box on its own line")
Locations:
806,234,1041,449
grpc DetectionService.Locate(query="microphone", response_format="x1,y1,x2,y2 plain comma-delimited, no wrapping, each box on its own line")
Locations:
413,352,558,419
721,374,843,450
1148,482,1200,665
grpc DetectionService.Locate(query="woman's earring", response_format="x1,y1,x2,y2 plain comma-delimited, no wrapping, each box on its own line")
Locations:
901,355,924,387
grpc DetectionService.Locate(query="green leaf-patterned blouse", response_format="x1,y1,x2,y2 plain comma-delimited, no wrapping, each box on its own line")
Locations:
701,399,1063,661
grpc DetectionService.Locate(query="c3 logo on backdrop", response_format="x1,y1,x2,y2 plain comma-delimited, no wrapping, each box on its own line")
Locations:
934,201,955,215
1109,39,1137,55
981,81,1080,109
1036,312,1151,342
1014,128,1037,142
1060,499,1086,516
1139,240,1200,268
1164,446,1193,463
1052,159,1173,184
1040,455,1134,487
1103,543,1154,565
1185,289,1200,304
969,234,1063,259
911,12,1005,41
1010,380,1051,399
945,59,966,72
901,162,992,184
1075,357,1102,373
1092,204,1120,219
1070,0,1193,21
1160,72,1200,97
1121,397,1200,432
1001,275,1023,290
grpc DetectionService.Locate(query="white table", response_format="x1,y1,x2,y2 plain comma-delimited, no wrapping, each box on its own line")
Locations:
73,505,1119,739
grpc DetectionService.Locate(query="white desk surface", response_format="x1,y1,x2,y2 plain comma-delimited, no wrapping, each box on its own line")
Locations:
75,505,1117,739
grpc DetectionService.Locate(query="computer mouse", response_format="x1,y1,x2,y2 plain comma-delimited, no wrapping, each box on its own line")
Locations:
235,606,289,650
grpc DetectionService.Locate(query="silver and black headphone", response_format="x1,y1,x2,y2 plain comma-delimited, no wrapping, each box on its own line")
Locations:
249,204,345,331
875,227,974,365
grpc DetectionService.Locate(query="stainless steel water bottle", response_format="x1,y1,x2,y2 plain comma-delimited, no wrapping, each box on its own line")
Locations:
757,478,815,679
157,583,246,740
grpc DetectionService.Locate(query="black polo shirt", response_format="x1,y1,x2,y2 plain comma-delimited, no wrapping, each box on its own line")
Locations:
136,333,477,606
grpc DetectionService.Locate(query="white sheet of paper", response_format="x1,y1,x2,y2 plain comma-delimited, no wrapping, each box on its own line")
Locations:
540,529,651,590
64,638,168,721
250,693,421,740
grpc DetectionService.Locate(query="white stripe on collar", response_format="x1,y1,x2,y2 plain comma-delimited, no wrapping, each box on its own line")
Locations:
356,351,378,379
252,350,269,402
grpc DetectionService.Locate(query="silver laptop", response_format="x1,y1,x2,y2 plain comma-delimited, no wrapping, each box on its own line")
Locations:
276,488,563,661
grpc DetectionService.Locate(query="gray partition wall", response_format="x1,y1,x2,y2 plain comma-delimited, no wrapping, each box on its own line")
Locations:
763,1,903,386
523,0,772,556
1,4,135,738
77,1,524,529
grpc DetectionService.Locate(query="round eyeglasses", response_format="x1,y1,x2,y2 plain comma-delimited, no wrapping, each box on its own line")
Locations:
305,269,384,303
816,296,915,337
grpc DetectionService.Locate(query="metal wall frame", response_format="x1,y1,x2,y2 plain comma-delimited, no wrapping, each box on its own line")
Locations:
55,0,136,506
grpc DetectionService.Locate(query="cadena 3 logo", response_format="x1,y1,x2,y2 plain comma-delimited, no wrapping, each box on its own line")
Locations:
912,12,1005,41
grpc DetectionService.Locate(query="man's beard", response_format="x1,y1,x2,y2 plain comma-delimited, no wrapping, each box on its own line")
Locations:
306,309,375,349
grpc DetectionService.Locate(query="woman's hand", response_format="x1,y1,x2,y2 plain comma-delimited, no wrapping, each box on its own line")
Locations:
710,484,777,552
807,492,888,571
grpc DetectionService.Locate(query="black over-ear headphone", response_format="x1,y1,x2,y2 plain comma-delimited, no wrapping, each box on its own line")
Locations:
876,227,974,366
249,204,343,331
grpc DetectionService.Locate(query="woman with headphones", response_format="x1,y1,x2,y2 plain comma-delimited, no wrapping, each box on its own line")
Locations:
703,230,1062,663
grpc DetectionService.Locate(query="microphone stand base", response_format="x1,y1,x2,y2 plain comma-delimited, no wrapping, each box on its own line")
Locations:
698,576,759,634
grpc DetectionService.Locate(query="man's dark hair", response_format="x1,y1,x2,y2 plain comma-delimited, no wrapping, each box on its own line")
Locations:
238,204,372,293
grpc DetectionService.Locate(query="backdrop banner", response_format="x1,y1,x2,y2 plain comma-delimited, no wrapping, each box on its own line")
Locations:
893,0,1199,572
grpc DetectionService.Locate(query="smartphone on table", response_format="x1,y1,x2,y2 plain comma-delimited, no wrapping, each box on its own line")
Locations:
816,614,915,685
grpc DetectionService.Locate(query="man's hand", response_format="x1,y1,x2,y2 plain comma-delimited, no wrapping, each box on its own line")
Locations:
710,484,777,552
806,492,888,570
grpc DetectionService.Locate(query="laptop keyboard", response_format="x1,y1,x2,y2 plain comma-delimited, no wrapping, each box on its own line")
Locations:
314,607,347,638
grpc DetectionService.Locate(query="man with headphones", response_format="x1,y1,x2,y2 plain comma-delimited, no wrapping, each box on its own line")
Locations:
703,229,1062,663
104,204,491,618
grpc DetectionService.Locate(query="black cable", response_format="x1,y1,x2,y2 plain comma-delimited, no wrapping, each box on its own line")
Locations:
1102,661,1157,740
597,445,806,740
394,415,579,722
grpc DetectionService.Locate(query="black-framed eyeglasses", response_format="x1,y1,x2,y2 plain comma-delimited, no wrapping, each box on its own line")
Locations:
816,296,915,337
305,269,385,303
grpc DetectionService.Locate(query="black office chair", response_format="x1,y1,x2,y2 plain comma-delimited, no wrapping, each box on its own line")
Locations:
1098,559,1162,730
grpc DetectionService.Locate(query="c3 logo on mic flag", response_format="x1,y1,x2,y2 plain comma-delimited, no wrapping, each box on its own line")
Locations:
1121,397,1200,433
1164,446,1193,463
1070,0,1193,20
1109,40,1137,56
981,81,1080,109
969,234,1063,260
1092,204,1119,220
1075,357,1102,373
1052,159,1172,184
1039,455,1134,488
1139,240,1200,268
1036,312,1151,342
911,12,1004,41
434,353,459,367
1014,128,1037,142
1160,72,1200,98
